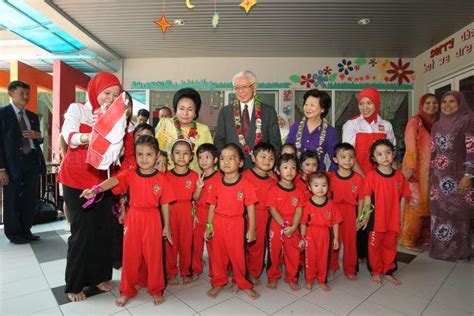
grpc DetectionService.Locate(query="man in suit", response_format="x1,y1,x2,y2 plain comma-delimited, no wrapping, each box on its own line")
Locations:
214,70,281,169
0,81,46,244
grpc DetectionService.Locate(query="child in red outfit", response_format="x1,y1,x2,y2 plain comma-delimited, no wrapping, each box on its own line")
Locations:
300,172,342,291
243,143,276,285
156,150,169,173
328,143,364,280
266,154,305,291
192,143,221,280
204,143,259,300
360,139,410,286
295,151,318,199
165,139,203,285
80,136,174,307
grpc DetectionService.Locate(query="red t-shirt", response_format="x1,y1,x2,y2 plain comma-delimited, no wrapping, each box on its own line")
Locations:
165,169,199,203
328,171,364,206
207,176,258,217
294,173,311,199
112,169,175,208
266,183,305,222
301,198,343,227
195,171,222,209
242,169,276,211
363,168,410,233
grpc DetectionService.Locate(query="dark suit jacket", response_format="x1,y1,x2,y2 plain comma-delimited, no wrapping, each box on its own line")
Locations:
214,100,281,169
0,104,46,180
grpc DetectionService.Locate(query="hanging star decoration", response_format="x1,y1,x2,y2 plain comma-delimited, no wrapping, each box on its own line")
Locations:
154,14,173,33
212,12,220,28
239,0,257,14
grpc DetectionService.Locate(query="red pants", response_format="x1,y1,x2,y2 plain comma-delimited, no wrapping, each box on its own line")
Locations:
210,214,252,290
166,201,193,278
120,208,164,297
368,231,397,276
246,208,269,279
192,205,213,277
305,226,330,284
330,202,357,275
267,221,301,284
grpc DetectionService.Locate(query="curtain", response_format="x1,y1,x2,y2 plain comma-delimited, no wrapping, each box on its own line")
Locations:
335,91,356,122
380,92,407,120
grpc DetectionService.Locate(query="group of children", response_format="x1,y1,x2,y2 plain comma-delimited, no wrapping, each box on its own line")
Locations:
80,122,410,307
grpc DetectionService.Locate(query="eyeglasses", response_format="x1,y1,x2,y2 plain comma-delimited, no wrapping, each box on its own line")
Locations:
233,83,255,92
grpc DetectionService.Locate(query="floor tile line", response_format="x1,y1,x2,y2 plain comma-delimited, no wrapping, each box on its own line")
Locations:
350,300,409,316
195,294,240,313
302,297,339,315
236,295,272,315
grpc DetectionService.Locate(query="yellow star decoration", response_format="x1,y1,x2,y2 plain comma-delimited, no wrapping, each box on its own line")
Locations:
154,14,173,33
239,0,257,14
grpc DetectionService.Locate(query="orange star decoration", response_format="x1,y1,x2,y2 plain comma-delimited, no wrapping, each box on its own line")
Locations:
154,14,173,33
239,0,257,14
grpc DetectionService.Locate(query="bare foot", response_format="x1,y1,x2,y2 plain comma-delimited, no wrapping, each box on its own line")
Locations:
183,276,193,285
249,275,261,286
403,245,421,252
115,295,130,307
152,295,165,305
345,274,357,281
168,276,179,286
243,288,259,299
266,280,277,289
68,292,86,302
304,282,313,291
207,286,223,298
229,283,239,294
96,281,114,292
385,275,401,286
328,269,336,281
192,274,200,281
289,282,300,291
371,274,383,285
319,283,331,291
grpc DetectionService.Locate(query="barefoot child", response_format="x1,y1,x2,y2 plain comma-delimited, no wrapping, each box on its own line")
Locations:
243,143,276,285
80,135,174,306
360,139,410,286
300,172,342,291
204,143,259,299
266,154,305,291
328,143,364,281
192,143,221,280
295,151,318,198
165,139,203,285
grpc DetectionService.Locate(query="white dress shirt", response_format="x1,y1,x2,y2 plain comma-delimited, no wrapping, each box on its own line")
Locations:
240,98,255,121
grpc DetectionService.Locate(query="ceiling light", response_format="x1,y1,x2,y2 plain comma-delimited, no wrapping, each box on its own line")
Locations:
358,18,370,25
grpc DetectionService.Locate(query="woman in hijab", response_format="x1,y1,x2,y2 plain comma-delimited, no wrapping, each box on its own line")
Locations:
400,94,439,251
59,72,122,301
278,113,290,143
429,91,473,262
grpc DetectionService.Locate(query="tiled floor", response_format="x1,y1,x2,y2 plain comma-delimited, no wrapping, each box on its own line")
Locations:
0,219,473,315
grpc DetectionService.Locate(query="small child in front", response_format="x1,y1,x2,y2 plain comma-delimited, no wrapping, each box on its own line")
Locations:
204,143,259,299
80,135,174,306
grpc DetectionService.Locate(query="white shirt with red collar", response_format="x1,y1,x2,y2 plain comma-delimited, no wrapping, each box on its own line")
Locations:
342,114,396,146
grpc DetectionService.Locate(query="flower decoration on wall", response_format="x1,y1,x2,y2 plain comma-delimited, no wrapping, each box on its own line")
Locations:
300,73,315,88
376,58,390,72
355,65,360,71
337,59,353,75
369,58,377,67
313,70,328,88
323,66,332,75
386,58,415,84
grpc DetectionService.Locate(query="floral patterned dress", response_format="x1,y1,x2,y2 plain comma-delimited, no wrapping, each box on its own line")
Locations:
429,116,474,261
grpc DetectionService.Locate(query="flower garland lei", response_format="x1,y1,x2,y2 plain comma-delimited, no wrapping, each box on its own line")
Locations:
233,95,262,154
295,117,328,158
174,117,198,150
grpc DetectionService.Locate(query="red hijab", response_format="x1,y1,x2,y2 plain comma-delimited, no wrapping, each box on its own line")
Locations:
357,87,381,123
87,72,122,111
416,93,438,132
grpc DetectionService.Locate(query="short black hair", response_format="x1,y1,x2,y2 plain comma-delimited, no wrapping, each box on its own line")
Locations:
276,153,299,170
221,143,244,161
300,151,319,165
7,81,30,92
308,171,329,185
333,142,356,157
370,139,395,164
137,109,150,119
134,135,159,153
197,143,219,160
281,143,297,155
302,89,331,119
252,142,276,158
134,123,155,136
171,139,193,154
158,150,168,161
173,88,202,120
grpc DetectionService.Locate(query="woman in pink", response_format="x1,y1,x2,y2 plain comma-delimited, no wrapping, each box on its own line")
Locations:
400,93,439,251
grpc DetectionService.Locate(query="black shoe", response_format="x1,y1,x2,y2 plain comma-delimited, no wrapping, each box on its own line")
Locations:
25,233,41,241
10,237,29,244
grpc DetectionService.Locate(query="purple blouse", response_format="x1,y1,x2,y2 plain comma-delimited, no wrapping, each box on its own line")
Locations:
286,120,338,171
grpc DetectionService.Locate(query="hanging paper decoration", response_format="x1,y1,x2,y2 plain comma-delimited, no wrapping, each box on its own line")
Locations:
212,12,220,28
154,14,173,33
386,58,414,84
355,57,367,65
185,0,195,9
289,75,300,83
240,0,257,14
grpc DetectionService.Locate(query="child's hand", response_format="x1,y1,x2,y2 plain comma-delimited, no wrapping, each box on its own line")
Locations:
246,229,256,243
163,226,173,245
357,218,369,231
196,173,205,189
298,239,305,250
204,228,213,241
118,207,126,224
283,226,296,237
80,189,96,200
333,238,339,250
